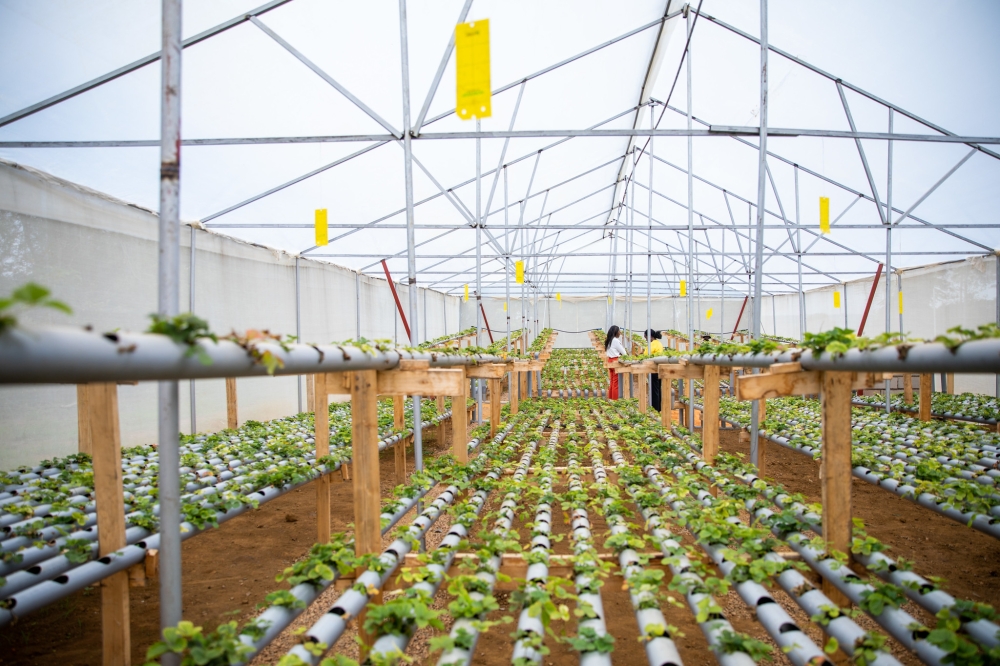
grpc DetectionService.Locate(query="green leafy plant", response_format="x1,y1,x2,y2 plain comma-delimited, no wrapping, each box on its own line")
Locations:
0,282,71,333
147,313,217,364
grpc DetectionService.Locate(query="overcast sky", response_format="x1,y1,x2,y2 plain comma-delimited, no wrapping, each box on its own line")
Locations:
1,0,998,296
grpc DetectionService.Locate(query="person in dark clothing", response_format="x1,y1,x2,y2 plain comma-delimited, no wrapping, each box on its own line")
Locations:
644,328,663,411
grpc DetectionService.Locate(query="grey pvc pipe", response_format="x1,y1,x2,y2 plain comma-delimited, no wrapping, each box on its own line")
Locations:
0,325,501,384
651,338,1000,373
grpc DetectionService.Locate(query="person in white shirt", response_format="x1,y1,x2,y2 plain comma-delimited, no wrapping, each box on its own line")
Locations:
604,325,627,399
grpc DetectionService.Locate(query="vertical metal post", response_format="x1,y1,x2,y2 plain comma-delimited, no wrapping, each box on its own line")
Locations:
885,109,894,413
398,0,422,479
504,166,511,352
646,103,653,407
475,117,483,420
996,255,999,398
843,281,848,329
795,165,805,340
721,232,725,336
686,7,695,430
188,225,196,434
295,256,302,414
355,272,361,338
157,0,183,654
749,0,768,466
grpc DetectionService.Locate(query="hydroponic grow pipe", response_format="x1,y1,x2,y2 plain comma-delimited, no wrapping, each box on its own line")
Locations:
286,421,519,666
0,325,501,384
0,414,449,578
748,480,1000,651
510,423,559,665
0,461,344,626
565,444,612,666
853,399,1000,426
608,440,775,666
651,338,1000,373
435,420,543,666
645,436,901,666
0,417,452,605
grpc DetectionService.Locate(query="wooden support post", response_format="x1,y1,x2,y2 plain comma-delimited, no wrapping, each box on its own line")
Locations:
661,378,670,427
638,373,648,414
87,383,130,666
350,370,381,653
436,395,446,446
509,371,519,415
225,377,238,430
702,365,720,464
350,370,381,557
313,373,331,544
519,370,527,401
453,370,469,464
306,374,315,413
820,371,853,607
393,395,406,485
919,374,932,421
759,397,766,424
489,378,501,438
77,385,93,455
946,373,955,395
903,374,913,405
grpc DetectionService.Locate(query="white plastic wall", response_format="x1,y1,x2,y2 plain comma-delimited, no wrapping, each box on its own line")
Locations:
0,160,459,467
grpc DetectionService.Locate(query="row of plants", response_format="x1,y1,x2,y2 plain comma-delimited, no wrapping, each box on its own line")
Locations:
418,327,478,350
146,409,535,666
527,329,555,354
0,397,458,595
709,395,1000,522
541,349,606,392
856,392,1000,424
601,399,1000,666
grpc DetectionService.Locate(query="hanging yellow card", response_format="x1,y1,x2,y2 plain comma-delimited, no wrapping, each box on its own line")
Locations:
455,20,491,120
898,291,903,314
833,290,841,308
315,209,328,246
515,260,524,284
819,197,830,234
464,284,469,302
706,308,713,320
680,280,687,297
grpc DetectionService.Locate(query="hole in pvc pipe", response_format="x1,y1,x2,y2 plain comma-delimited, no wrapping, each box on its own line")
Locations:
330,606,346,616
757,596,775,605
778,622,799,633
27,566,42,575
54,575,69,584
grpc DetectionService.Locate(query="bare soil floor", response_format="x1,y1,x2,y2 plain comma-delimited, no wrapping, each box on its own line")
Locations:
3,405,999,666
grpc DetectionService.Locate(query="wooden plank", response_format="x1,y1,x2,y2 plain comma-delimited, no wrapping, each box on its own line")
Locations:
225,377,238,430
436,395,447,446
902,374,913,404
638,373,648,413
350,370,381,558
737,370,821,401
769,362,803,374
919,374,932,421
324,371,350,395
377,368,463,396
306,374,315,413
313,373,330,544
466,363,507,379
77,385,93,455
661,378,670,427
702,365,720,464
509,371,519,415
87,383,130,666
657,363,704,380
946,373,955,395
452,368,468,464
820,371,853,607
398,359,430,371
394,396,406,485
489,378,501,438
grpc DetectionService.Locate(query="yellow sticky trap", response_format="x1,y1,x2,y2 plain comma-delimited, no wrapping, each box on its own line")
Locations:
898,291,903,314
706,308,713,320
315,209,328,246
833,291,841,309
819,197,830,234
515,260,525,284
503,301,507,311
679,280,687,297
556,293,561,302
455,20,491,120
607,296,611,305
463,284,469,302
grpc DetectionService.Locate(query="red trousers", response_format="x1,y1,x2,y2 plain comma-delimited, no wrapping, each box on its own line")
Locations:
608,369,619,399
